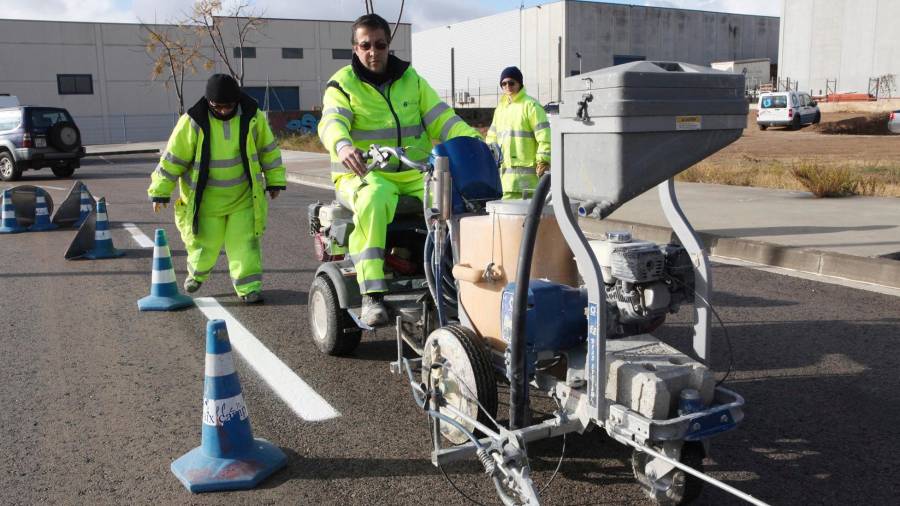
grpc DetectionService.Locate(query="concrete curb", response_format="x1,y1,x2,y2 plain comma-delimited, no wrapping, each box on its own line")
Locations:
579,218,900,290
84,148,160,157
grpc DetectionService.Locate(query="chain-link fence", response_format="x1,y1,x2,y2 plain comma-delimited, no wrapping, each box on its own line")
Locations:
436,78,562,109
73,113,180,145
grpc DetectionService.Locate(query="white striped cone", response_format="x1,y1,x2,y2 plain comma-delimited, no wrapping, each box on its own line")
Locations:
83,197,124,259
137,228,193,311
28,192,58,231
0,189,25,234
75,187,92,227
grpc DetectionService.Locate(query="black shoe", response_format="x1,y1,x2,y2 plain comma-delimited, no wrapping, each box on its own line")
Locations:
240,291,264,304
183,277,202,293
360,293,388,326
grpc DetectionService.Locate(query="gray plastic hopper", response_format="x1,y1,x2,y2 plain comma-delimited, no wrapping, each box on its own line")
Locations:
557,60,747,218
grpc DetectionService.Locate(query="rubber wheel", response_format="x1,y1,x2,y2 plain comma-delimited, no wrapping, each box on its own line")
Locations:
0,151,21,181
48,122,81,152
308,274,362,356
632,442,705,505
422,324,498,445
813,111,821,124
790,115,801,130
51,164,76,178
758,124,767,131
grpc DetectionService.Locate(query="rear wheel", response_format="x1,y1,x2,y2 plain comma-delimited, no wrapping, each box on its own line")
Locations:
51,164,76,178
813,111,821,124
632,442,705,505
791,114,801,130
48,122,81,152
758,124,768,131
0,152,20,181
308,275,362,356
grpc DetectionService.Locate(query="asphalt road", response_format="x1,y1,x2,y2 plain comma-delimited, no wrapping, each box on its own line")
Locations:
1,156,898,505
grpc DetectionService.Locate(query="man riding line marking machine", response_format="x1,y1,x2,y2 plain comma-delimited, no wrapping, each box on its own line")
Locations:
318,13,481,326
148,74,286,304
485,66,551,200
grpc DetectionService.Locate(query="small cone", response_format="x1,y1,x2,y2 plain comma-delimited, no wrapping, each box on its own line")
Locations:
74,186,94,228
138,229,194,311
0,189,25,234
171,320,287,493
83,197,124,259
27,191,58,231
52,181,94,228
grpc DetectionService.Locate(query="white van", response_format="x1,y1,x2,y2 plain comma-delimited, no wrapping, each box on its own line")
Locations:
0,95,19,108
756,91,820,130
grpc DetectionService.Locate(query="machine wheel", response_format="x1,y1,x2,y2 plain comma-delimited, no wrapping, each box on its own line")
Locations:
309,275,362,356
51,164,76,178
632,442,705,505
757,124,767,131
0,152,20,181
423,324,498,445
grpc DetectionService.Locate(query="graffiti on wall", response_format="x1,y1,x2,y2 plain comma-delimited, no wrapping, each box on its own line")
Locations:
267,111,321,136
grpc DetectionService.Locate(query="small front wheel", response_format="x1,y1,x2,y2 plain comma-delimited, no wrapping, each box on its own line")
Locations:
308,275,362,356
632,442,705,505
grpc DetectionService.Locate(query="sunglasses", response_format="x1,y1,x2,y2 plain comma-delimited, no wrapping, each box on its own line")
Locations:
356,40,388,51
500,80,518,88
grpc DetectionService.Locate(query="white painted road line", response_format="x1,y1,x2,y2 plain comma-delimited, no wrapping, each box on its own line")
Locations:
194,297,341,422
123,223,154,248
41,185,68,191
286,174,333,191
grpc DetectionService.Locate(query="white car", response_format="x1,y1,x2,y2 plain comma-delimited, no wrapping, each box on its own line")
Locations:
756,91,821,130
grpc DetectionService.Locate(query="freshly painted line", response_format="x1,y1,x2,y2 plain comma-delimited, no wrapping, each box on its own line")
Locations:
711,254,900,298
194,297,341,422
41,185,68,191
286,174,333,191
123,223,154,248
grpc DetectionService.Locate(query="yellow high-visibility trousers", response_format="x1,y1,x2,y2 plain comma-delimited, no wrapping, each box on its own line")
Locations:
501,166,539,200
334,169,424,294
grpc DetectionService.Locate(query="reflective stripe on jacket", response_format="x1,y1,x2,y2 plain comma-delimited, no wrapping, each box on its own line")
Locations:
148,94,286,237
484,87,550,169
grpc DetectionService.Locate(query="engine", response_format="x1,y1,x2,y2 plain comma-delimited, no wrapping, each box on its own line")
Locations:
590,231,695,338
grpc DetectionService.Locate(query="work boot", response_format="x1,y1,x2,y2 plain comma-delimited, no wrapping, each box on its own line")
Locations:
183,277,202,293
360,293,389,326
240,291,264,304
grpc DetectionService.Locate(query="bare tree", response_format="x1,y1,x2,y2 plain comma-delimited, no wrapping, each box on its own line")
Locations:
141,22,206,114
190,0,266,86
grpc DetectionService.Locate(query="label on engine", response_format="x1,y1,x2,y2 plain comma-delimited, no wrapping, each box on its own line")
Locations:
675,115,702,130
587,302,599,408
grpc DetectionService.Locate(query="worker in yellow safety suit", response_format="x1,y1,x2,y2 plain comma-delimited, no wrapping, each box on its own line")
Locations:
148,74,286,304
485,66,551,199
318,13,481,325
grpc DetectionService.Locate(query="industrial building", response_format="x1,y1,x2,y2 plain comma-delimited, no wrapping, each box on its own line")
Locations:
412,0,779,107
0,17,411,144
777,0,900,98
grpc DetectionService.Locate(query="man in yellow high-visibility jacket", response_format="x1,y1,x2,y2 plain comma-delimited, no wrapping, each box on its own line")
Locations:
318,13,480,326
148,74,286,304
485,66,551,199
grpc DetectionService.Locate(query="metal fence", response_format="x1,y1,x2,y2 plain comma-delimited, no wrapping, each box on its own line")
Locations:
73,113,180,145
436,78,562,109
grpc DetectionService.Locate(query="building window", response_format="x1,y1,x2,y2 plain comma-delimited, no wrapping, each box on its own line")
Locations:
57,74,93,95
570,70,580,76
233,47,257,58
282,48,304,59
332,49,352,60
613,54,645,66
244,86,300,111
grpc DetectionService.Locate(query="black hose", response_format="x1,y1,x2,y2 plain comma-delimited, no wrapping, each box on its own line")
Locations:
509,173,552,430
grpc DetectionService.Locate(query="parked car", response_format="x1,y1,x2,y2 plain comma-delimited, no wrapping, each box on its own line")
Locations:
889,110,900,134
0,106,85,181
756,91,821,131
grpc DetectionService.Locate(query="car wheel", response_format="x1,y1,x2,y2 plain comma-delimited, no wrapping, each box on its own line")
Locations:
758,124,768,131
813,111,821,124
51,164,76,178
0,151,21,181
791,115,801,130
48,121,82,153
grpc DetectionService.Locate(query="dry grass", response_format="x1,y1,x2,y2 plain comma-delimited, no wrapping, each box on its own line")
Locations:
279,133,328,153
677,156,900,197
814,113,892,135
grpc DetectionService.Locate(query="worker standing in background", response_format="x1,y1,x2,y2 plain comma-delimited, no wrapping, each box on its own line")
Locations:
148,74,286,304
485,66,551,199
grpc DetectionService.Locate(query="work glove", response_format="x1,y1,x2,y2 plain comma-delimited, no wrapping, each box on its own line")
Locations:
536,162,550,177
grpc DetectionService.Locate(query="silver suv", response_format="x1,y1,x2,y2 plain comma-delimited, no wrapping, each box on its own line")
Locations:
0,106,85,181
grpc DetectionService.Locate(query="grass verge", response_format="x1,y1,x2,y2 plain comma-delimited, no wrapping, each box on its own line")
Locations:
279,133,327,153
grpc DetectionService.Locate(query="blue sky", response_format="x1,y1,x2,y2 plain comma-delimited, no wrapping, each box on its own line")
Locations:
0,0,781,30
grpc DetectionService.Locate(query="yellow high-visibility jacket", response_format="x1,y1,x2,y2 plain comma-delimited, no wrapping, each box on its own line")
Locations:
485,87,551,169
318,55,480,180
148,94,286,238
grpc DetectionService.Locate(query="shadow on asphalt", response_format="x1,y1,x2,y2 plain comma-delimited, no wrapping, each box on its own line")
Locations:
210,288,308,307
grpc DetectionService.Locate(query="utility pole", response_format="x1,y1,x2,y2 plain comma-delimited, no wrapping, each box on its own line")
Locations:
450,47,456,107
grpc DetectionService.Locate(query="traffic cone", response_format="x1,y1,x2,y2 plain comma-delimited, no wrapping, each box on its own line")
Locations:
0,188,25,234
83,197,124,259
138,229,194,311
52,181,94,228
171,319,287,493
28,190,58,231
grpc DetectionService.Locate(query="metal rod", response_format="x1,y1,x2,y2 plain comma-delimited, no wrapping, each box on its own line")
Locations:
624,441,770,506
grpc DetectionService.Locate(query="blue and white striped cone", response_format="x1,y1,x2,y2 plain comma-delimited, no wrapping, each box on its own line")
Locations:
74,186,93,228
171,320,287,493
0,189,25,234
137,229,194,311
83,197,124,259
28,191,58,232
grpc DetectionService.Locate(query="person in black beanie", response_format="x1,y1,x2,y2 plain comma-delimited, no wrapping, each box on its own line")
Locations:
148,73,287,304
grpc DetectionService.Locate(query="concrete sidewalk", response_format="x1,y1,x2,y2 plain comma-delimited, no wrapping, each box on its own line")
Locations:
281,149,900,289
84,141,164,156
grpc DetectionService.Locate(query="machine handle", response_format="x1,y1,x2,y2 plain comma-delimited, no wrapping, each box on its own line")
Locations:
452,264,483,283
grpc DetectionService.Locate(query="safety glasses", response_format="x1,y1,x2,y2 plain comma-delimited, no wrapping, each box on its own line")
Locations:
500,80,518,88
356,40,389,51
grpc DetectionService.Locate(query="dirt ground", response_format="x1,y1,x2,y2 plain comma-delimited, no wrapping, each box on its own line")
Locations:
710,111,900,165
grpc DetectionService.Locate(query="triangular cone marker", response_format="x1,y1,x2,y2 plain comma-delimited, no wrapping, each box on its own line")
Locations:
52,180,95,228
64,211,96,259
0,189,25,234
170,320,287,492
138,228,194,311
28,190,58,231
83,197,124,259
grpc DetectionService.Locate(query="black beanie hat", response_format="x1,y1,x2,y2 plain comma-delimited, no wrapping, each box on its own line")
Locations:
500,66,523,86
205,74,241,103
